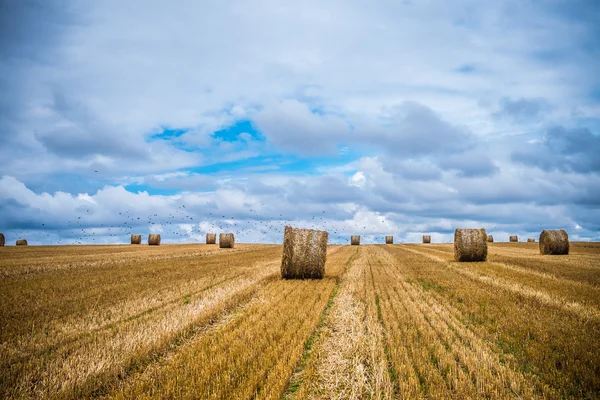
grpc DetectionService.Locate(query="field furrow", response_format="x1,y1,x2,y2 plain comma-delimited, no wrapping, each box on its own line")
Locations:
292,246,393,400
385,244,600,398
372,245,555,399
2,242,599,399
0,245,283,399
103,246,354,400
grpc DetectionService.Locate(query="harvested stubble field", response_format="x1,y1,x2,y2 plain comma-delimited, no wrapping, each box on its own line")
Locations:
1,242,599,399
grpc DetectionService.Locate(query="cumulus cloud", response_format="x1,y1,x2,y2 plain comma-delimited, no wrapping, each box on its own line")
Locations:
492,97,552,123
253,100,352,155
512,126,600,173
0,1,599,244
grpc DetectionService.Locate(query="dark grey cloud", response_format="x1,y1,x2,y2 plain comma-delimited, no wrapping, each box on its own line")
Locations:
253,100,352,155
492,97,551,123
379,156,442,181
437,152,498,178
512,126,600,173
358,102,475,156
33,92,147,158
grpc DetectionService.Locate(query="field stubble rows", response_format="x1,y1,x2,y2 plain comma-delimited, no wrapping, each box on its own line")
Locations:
0,242,599,399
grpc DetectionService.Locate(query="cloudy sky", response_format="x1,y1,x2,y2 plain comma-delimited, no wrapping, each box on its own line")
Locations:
1,0,599,245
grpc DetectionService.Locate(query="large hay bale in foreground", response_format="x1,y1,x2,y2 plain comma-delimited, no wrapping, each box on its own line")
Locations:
385,235,393,244
281,226,328,279
351,235,360,245
487,235,494,243
539,230,569,255
131,234,142,244
206,233,216,244
16,239,28,246
422,235,431,244
219,233,235,248
454,228,487,262
509,235,518,242
0,233,4,247
527,238,535,243
148,234,161,246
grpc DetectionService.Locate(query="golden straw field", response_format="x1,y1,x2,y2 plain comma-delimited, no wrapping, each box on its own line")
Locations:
1,242,599,399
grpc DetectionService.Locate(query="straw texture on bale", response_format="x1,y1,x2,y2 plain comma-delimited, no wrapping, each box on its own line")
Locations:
385,235,393,244
422,235,431,244
131,234,142,245
509,235,518,242
539,229,569,255
281,226,328,279
16,239,28,246
219,233,235,248
454,228,487,262
206,233,216,244
487,235,494,243
148,234,161,246
527,238,535,243
351,235,360,245
0,233,4,247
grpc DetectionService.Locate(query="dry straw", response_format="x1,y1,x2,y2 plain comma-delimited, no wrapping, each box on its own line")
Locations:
487,234,494,243
385,235,393,244
0,233,4,247
281,226,328,279
509,235,518,242
539,229,569,255
206,233,216,245
422,235,431,244
16,239,28,246
454,228,487,262
148,234,161,246
527,238,535,243
130,234,142,245
351,235,360,245
219,233,235,248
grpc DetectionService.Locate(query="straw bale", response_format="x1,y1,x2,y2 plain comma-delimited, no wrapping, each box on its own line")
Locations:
281,226,328,279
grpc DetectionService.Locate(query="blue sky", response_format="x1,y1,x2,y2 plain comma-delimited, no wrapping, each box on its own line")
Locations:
0,0,599,244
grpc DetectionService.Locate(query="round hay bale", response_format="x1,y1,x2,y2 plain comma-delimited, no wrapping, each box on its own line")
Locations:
16,239,28,246
148,234,161,246
487,234,494,243
539,229,569,255
219,233,235,248
454,228,487,262
281,226,328,279
206,233,216,245
351,235,360,245
527,238,535,243
0,233,4,247
385,235,393,244
422,235,431,244
131,234,142,244
509,235,518,242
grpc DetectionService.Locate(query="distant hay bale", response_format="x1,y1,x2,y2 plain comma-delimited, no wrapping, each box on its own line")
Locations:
219,233,235,248
385,236,393,244
454,228,487,262
527,238,535,243
281,226,328,279
148,234,161,246
509,235,518,242
206,233,216,244
16,239,28,246
487,235,494,243
422,235,431,244
351,235,360,245
131,234,142,244
539,229,569,255
0,233,4,247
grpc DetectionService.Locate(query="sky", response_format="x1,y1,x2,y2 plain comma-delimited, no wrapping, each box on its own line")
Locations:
1,0,599,245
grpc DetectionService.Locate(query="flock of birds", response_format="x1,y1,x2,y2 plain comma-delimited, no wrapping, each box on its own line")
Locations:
10,206,420,245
